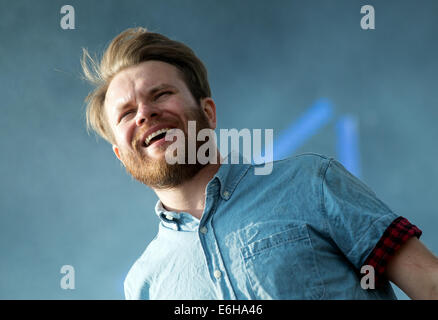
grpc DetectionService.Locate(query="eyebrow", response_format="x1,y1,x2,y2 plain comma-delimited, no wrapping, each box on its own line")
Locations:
114,83,177,114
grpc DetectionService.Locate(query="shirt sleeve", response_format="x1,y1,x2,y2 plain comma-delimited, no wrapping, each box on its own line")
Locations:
363,216,422,286
124,278,134,300
321,158,401,271
124,263,151,300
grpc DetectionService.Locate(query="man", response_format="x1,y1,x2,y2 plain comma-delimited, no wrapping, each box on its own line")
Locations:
82,27,438,299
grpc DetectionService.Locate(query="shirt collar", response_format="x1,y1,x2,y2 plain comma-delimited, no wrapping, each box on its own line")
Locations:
154,151,251,219
214,151,251,201
154,200,196,230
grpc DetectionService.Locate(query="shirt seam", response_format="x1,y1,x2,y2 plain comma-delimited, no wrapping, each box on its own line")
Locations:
222,164,251,199
345,213,396,260
320,157,335,240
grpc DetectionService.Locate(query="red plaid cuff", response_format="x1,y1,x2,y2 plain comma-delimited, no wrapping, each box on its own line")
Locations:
363,216,422,287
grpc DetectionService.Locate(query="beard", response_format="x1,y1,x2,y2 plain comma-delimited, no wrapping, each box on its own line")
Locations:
118,107,212,189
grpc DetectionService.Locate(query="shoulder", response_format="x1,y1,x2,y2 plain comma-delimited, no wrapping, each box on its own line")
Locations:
260,152,333,178
278,152,331,168
123,234,161,299
241,153,333,197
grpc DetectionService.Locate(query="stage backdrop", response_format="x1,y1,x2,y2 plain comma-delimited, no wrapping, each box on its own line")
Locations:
1,0,437,299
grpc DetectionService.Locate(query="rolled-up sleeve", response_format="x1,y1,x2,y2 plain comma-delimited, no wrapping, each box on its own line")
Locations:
322,159,400,270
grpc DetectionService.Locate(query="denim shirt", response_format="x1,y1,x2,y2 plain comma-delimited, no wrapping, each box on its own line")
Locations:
124,153,398,299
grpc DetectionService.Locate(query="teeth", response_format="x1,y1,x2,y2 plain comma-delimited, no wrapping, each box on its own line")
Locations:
145,128,172,146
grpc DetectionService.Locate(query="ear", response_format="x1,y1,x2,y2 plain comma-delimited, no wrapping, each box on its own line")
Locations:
112,145,124,166
201,97,217,130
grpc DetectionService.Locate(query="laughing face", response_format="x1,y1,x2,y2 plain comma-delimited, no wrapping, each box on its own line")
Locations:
104,60,216,189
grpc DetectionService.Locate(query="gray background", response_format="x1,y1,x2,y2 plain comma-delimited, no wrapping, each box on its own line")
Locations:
0,0,437,299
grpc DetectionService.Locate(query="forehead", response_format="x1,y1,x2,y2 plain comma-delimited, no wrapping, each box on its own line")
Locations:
105,60,184,102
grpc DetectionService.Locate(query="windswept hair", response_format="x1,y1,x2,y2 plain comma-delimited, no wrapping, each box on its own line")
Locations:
81,27,211,144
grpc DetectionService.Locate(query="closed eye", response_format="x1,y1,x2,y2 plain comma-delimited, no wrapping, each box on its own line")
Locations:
120,110,135,121
155,91,172,100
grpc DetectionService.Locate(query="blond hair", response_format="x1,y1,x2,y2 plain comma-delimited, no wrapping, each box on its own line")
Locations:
81,27,211,144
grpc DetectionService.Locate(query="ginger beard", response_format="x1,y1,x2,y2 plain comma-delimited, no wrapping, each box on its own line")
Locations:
118,107,212,189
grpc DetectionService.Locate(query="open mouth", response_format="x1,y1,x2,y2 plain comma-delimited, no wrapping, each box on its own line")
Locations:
143,128,173,148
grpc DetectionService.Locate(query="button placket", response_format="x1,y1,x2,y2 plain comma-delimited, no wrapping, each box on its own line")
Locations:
200,226,208,234
213,270,222,279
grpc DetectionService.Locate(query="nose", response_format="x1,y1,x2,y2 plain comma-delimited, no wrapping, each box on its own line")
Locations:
135,103,161,127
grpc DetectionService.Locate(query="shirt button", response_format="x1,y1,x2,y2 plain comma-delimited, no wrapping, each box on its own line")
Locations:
213,270,222,279
223,191,230,198
200,226,208,234
165,214,173,221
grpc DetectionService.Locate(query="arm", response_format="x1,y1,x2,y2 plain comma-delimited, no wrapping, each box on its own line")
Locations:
385,237,438,299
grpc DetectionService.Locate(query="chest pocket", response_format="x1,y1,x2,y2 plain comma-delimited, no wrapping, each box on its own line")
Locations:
240,224,325,299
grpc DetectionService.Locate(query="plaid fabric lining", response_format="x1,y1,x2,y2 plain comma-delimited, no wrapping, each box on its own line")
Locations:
363,216,422,287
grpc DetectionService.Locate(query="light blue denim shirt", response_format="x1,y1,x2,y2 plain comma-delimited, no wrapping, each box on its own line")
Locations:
124,153,398,299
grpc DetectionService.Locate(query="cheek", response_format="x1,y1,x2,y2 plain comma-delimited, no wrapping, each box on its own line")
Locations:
163,102,189,127
114,123,136,148
167,98,186,114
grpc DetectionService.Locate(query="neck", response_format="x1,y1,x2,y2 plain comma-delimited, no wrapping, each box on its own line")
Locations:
153,158,222,220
